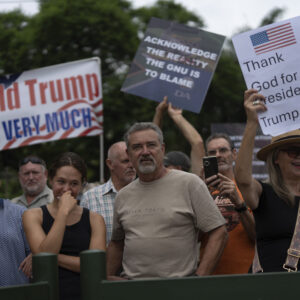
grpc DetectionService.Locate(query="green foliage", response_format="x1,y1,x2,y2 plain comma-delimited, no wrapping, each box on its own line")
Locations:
0,0,285,198
133,0,204,32
259,7,285,26
0,10,31,74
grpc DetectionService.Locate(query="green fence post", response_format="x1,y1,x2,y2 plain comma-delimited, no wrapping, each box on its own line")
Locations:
32,253,59,300
81,250,106,300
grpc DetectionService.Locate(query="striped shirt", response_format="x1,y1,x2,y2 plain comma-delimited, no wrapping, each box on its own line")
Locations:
0,199,30,286
80,178,117,244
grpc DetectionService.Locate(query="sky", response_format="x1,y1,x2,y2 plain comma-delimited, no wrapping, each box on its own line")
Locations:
0,0,299,37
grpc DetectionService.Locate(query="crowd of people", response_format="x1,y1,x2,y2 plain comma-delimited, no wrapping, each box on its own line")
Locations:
0,89,299,299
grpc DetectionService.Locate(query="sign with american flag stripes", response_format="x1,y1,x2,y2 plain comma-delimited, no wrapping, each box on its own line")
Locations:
232,17,300,136
0,57,103,151
250,22,296,55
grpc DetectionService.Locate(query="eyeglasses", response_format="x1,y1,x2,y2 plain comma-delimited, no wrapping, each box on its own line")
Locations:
280,147,300,159
19,156,46,168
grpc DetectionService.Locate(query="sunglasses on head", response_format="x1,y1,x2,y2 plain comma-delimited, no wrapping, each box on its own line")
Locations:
19,156,46,168
280,147,300,159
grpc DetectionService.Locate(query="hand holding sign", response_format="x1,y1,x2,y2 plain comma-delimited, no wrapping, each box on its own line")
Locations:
243,89,267,123
122,17,225,113
232,16,300,136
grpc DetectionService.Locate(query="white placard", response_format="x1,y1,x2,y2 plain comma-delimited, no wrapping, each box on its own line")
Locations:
0,58,103,151
232,17,300,136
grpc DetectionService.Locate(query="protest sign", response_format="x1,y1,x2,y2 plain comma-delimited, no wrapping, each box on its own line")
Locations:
232,17,300,136
121,17,225,113
211,123,271,180
0,57,103,151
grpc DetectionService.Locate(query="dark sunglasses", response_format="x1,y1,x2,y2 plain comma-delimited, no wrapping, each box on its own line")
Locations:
19,156,46,168
280,147,300,159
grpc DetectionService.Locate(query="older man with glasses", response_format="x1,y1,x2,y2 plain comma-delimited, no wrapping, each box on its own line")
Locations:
12,156,53,208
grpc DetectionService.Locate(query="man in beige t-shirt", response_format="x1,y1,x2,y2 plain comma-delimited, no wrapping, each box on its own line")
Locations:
106,122,227,279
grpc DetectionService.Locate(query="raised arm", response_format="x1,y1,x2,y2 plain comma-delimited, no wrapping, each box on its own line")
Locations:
167,103,205,177
152,96,168,128
235,89,266,210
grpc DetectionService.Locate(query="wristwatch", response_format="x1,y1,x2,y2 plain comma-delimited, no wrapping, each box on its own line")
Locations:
234,202,248,212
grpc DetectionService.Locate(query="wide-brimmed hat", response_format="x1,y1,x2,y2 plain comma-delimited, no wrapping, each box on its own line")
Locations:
257,129,300,161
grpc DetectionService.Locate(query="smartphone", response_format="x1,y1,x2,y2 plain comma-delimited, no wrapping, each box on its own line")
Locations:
203,156,218,178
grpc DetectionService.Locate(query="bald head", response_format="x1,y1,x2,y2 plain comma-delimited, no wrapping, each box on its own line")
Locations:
106,141,136,191
107,142,127,160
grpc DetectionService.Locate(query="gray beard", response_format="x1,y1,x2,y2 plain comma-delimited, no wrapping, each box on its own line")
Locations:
24,184,43,197
138,163,156,174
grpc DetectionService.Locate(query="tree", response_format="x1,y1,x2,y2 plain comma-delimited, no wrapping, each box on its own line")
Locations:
0,2,287,198
0,0,206,197
0,10,31,74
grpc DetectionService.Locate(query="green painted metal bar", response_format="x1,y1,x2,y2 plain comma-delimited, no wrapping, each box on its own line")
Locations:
0,253,58,300
81,250,106,300
0,283,49,300
32,253,59,300
81,250,300,300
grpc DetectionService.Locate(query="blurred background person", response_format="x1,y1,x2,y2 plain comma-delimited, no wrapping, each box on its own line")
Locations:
163,150,191,172
81,141,136,244
12,156,53,208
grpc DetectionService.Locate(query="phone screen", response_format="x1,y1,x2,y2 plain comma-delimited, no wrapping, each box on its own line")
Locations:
203,156,218,178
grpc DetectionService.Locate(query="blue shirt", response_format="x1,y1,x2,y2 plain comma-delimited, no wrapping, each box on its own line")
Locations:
0,198,30,286
81,179,117,244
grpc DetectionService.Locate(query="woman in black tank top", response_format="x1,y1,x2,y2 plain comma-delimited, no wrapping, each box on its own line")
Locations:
235,89,300,273
23,152,106,300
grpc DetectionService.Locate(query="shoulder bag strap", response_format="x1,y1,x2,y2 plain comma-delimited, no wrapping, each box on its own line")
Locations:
283,200,300,272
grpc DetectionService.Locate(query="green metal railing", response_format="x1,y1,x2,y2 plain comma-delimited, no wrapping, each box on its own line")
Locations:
80,250,300,300
2,250,300,300
0,253,58,300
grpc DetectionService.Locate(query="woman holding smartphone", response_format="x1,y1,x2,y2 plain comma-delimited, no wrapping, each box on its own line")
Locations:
23,152,106,300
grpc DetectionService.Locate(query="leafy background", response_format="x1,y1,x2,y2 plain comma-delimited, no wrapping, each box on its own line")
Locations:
0,0,284,198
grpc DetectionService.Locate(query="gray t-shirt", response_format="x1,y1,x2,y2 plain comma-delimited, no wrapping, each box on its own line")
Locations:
111,169,226,279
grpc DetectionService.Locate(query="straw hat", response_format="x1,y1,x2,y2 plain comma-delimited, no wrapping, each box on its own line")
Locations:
257,129,300,161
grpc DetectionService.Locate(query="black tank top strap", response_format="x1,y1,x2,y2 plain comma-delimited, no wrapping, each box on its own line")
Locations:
41,205,54,234
81,207,91,235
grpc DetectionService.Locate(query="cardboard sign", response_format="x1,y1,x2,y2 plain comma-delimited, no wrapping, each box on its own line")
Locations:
211,123,271,180
232,17,300,136
121,17,225,113
0,58,103,151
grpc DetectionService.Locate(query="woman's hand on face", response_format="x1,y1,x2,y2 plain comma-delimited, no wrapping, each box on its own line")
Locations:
244,89,267,123
58,191,77,215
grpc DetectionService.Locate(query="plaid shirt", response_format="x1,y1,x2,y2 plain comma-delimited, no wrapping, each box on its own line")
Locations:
80,178,117,244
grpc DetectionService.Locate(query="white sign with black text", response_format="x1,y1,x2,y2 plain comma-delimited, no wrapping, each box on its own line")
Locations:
232,16,300,136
